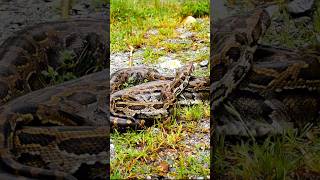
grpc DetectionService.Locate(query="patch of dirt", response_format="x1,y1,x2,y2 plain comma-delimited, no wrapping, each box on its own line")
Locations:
0,0,107,44
110,16,210,178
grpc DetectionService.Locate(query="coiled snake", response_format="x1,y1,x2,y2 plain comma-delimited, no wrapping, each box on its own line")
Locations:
212,9,320,137
0,6,317,180
0,19,108,180
0,18,210,179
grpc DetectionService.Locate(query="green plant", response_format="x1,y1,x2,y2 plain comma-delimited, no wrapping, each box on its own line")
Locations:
180,0,209,18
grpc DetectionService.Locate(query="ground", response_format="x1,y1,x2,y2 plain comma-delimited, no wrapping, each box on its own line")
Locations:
213,0,320,178
110,0,210,179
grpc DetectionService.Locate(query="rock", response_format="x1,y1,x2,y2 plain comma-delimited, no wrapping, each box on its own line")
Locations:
110,142,115,160
151,128,160,134
287,0,315,17
316,34,320,43
179,31,194,39
265,4,280,17
182,16,197,26
199,60,208,67
158,57,182,70
294,16,312,25
212,0,236,20
165,39,192,44
145,29,159,38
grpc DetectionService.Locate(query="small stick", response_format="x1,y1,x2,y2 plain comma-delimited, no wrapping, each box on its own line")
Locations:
61,0,71,19
128,45,134,67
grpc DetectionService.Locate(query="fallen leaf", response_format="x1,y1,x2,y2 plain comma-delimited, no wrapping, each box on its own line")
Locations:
158,161,169,173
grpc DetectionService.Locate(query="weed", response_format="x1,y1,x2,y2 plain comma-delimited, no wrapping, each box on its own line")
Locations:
111,102,210,179
111,0,209,178
180,102,210,121
215,125,320,178
314,1,320,34
180,0,210,18
142,47,166,64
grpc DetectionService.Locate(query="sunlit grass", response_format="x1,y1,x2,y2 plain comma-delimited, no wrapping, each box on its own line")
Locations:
111,103,210,179
110,0,209,53
110,0,209,178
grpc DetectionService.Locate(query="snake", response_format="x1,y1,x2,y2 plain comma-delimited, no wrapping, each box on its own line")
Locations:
109,63,210,130
216,44,320,137
0,19,108,180
211,9,320,138
0,17,209,179
0,5,317,179
210,9,271,109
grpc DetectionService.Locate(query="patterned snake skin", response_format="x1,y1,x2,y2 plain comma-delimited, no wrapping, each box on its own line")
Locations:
110,66,209,131
212,9,320,137
216,45,320,137
1,5,318,180
0,19,108,180
0,15,210,179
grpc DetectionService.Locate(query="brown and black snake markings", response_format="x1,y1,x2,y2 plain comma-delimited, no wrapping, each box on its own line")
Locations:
211,9,320,138
1,6,318,180
0,19,109,180
211,9,271,108
110,64,210,131
0,17,209,179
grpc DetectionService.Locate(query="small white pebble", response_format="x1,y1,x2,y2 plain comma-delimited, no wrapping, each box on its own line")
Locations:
182,16,197,26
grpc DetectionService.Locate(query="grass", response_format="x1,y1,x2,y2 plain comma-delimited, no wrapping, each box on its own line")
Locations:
262,10,318,48
180,0,210,18
223,0,319,48
110,0,209,57
215,126,320,178
110,0,210,178
213,1,320,179
314,0,320,34
111,102,210,179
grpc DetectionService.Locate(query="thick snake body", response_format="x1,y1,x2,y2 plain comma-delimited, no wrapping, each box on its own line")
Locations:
211,8,320,137
211,9,271,109
1,6,318,179
0,19,108,179
216,45,320,137
109,66,209,130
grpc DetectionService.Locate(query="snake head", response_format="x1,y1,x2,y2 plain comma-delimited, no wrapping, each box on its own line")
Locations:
161,63,195,100
172,62,194,93
211,8,270,83
212,32,248,83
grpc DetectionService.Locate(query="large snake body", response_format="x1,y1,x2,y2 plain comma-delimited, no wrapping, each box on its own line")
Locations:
211,9,271,109
212,9,320,137
0,19,108,179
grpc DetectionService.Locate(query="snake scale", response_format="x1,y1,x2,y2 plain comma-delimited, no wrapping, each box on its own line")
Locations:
0,5,318,180
110,65,210,130
0,19,109,180
212,9,320,137
0,17,210,179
